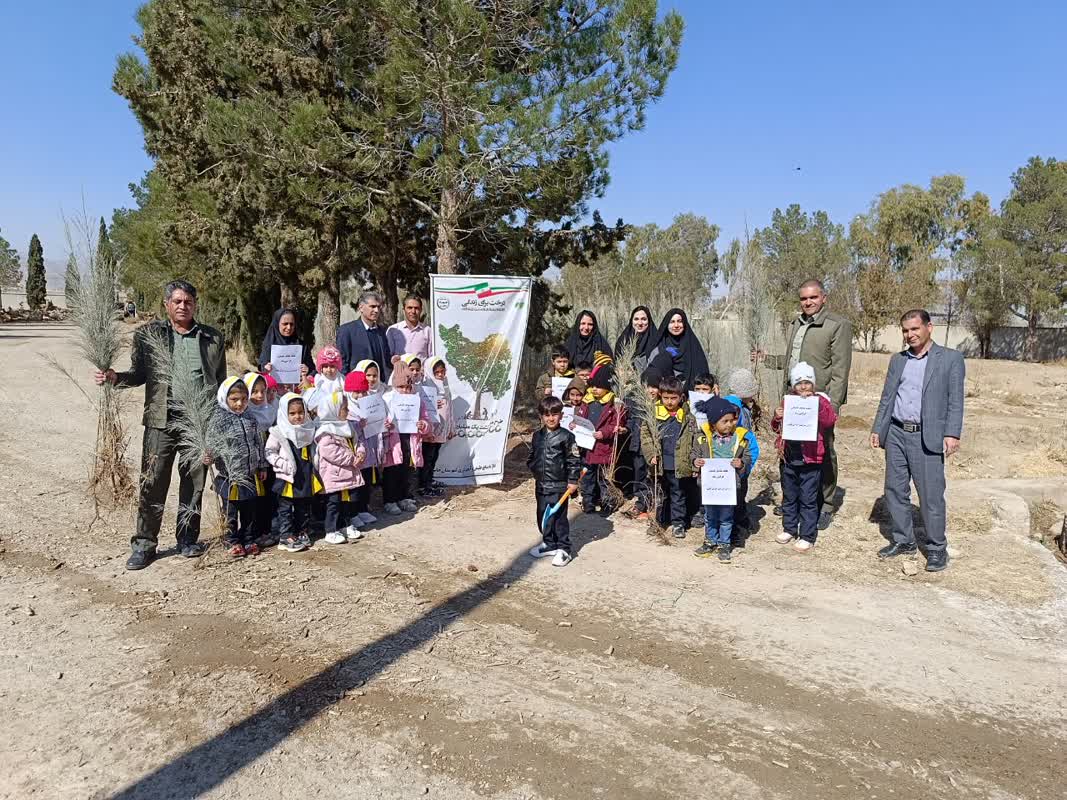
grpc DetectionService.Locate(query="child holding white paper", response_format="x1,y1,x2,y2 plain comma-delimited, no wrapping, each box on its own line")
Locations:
692,397,751,563
771,362,837,552
354,359,385,396
314,392,367,544
344,371,381,527
419,356,454,497
535,347,575,403
576,367,626,515
381,367,431,515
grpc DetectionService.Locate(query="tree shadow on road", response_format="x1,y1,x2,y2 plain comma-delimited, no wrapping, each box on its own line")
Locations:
108,546,538,800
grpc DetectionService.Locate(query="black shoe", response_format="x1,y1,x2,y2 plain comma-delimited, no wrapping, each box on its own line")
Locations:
925,550,949,572
180,542,206,559
773,505,783,517
817,511,833,531
878,542,917,559
126,550,155,570
672,526,687,539
717,544,733,563
693,542,718,558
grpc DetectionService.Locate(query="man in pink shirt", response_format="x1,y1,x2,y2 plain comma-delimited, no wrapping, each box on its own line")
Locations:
387,294,433,359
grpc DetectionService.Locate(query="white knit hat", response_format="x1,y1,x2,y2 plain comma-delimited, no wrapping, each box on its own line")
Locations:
790,361,816,387
727,368,758,399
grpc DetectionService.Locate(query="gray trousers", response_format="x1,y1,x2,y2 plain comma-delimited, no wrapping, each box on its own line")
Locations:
134,426,207,553
883,424,947,552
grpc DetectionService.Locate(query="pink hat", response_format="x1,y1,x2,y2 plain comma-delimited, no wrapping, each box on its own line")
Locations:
315,346,342,370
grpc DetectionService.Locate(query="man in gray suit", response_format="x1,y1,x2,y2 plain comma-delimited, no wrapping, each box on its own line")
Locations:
870,309,965,572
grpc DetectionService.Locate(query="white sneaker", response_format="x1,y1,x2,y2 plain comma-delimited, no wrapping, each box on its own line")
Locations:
551,550,572,567
793,539,813,552
398,498,418,513
384,502,403,516
324,531,346,545
358,512,377,526
345,525,365,542
529,543,557,558
775,531,795,545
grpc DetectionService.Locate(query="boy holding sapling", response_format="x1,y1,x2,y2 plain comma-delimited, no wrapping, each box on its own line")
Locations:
266,393,320,552
692,397,752,563
623,369,661,521
639,376,698,538
528,396,582,567
576,367,626,515
535,347,575,402
209,376,270,558
771,362,837,552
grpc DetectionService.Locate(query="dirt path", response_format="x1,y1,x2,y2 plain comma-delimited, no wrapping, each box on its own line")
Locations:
2,322,1065,800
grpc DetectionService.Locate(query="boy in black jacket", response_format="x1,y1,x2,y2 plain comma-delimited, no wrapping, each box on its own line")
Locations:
527,395,582,567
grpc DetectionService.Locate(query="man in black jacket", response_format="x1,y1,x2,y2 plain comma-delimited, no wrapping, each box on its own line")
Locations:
337,289,393,379
527,395,582,567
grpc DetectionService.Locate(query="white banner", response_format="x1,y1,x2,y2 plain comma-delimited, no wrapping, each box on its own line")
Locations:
430,275,533,485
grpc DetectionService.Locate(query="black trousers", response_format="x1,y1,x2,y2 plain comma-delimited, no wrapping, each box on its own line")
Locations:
418,442,441,490
782,461,821,542
222,497,256,547
631,452,650,512
581,463,616,512
134,425,207,553
276,496,310,539
536,490,571,554
383,436,414,504
324,491,357,533
734,473,751,529
657,470,688,528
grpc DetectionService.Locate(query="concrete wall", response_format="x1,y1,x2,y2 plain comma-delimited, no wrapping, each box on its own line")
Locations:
872,323,1067,361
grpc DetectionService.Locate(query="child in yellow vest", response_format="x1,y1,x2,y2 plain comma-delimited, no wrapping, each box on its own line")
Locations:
692,396,752,563
265,393,320,552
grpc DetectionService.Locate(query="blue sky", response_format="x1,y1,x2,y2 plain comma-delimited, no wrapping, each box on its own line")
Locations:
1,0,1065,269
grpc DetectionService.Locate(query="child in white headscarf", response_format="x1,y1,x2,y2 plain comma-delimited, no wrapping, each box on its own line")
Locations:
314,392,367,544
265,393,320,552
418,356,454,497
381,364,431,515
244,372,280,548
353,359,385,396
209,376,269,558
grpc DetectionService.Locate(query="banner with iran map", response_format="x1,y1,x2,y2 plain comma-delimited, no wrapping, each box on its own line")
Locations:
430,274,532,485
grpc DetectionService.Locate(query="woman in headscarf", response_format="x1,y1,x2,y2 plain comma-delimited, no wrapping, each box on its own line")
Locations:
613,306,658,374
647,308,710,390
564,310,613,367
259,307,315,389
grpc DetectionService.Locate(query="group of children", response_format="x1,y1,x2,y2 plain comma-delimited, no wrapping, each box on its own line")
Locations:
208,350,455,557
529,348,837,565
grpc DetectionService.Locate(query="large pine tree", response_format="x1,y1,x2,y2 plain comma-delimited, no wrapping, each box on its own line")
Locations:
25,234,46,309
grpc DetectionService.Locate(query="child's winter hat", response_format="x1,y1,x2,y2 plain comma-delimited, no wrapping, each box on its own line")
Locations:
315,345,343,371
696,396,737,426
727,368,757,399
391,364,411,387
344,371,369,393
565,376,587,395
588,366,614,390
263,373,280,392
790,361,816,387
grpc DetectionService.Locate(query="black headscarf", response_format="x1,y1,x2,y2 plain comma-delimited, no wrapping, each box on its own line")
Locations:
614,305,659,364
651,308,710,390
564,309,613,366
259,307,315,376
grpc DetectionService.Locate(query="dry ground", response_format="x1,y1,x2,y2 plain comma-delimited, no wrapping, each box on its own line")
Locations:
1,323,1065,800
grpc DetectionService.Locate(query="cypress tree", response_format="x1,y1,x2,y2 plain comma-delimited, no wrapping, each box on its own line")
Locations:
25,234,46,309
64,252,82,307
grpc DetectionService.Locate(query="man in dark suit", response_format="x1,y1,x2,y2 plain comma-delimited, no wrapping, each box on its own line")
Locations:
337,289,393,380
870,309,965,572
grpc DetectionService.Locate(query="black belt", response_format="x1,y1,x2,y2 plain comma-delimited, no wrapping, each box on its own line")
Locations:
891,418,921,433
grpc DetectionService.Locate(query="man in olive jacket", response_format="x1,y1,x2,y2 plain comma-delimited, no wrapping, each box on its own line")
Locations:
95,280,227,570
761,279,852,529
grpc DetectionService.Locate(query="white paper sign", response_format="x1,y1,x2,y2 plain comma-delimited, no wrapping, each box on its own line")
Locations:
390,393,421,434
421,385,441,424
568,416,597,450
783,395,819,441
270,345,304,385
688,390,712,425
561,406,575,428
551,377,572,400
701,459,737,506
358,394,388,438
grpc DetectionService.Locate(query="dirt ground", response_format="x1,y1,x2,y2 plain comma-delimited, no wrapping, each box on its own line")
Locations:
2,322,1066,800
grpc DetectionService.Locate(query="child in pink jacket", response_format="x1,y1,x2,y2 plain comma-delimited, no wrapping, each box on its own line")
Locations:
344,370,381,527
381,365,432,515
418,355,455,497
314,392,367,544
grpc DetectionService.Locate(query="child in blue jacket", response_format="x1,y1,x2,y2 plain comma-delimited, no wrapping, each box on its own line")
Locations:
725,368,762,533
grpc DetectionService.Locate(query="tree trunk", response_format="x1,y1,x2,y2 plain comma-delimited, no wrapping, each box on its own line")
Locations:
1025,311,1039,362
317,271,340,347
381,265,399,326
435,187,461,275
280,279,299,309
